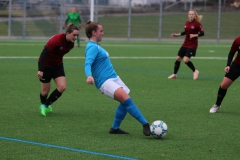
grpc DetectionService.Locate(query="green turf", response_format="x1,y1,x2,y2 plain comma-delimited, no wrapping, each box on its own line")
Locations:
1,40,240,159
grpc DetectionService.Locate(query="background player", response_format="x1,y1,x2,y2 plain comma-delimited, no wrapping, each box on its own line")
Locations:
63,6,82,47
84,21,151,136
210,36,240,113
168,9,204,80
37,24,79,117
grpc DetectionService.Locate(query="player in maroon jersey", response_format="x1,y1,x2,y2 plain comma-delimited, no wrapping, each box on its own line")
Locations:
37,24,79,117
210,36,240,113
168,9,204,80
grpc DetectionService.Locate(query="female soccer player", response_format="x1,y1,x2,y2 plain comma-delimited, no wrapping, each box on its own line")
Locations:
63,6,82,47
37,24,79,117
210,36,240,113
168,9,204,80
84,21,151,136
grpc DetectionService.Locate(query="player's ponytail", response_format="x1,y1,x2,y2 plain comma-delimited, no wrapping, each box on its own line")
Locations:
66,23,79,33
85,21,100,39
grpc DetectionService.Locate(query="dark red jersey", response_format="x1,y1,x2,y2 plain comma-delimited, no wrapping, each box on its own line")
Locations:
38,33,74,67
182,20,204,49
232,36,240,65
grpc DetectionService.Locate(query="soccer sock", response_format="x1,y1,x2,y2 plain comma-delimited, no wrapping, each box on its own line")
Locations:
121,98,148,125
77,36,80,45
215,87,227,106
45,89,62,107
185,61,195,72
40,93,48,104
112,104,127,130
174,60,181,74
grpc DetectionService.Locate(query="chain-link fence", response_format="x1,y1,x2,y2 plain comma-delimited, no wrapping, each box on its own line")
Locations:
0,0,239,41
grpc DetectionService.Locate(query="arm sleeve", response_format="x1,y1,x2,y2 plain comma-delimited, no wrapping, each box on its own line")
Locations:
198,32,204,37
38,47,49,71
84,46,98,77
198,24,204,37
181,31,186,36
227,39,238,66
65,14,69,24
226,51,235,66
78,14,82,23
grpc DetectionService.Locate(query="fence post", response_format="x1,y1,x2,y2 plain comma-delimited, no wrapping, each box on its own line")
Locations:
60,0,65,33
217,0,221,41
95,0,98,22
158,0,162,41
127,0,132,40
190,0,193,9
22,0,26,39
8,0,12,38
204,0,207,11
90,0,94,21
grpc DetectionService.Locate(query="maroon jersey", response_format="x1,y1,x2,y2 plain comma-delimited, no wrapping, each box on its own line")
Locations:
182,20,204,49
38,33,74,67
232,36,240,65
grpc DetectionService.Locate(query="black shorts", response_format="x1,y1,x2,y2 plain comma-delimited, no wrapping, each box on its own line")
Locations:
38,63,65,83
225,62,240,81
177,47,196,58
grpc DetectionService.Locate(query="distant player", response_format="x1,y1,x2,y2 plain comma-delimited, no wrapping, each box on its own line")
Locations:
84,21,151,136
63,6,82,47
210,36,240,113
168,9,204,80
37,24,79,117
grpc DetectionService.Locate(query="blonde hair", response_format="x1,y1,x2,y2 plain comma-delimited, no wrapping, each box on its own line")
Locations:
189,9,203,22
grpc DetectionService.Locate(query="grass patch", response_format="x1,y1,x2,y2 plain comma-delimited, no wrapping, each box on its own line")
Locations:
0,40,240,159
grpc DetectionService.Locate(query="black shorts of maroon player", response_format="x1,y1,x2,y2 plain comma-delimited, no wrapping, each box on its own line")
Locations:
38,63,65,83
177,47,196,58
225,62,240,81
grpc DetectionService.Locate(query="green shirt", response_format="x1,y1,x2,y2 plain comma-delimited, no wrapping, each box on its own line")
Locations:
65,12,82,25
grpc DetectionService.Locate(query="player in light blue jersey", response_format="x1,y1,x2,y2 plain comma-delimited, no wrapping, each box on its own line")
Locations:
84,21,151,136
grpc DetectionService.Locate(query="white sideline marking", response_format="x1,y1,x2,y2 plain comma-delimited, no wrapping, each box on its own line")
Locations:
0,43,230,48
208,50,215,52
0,56,227,60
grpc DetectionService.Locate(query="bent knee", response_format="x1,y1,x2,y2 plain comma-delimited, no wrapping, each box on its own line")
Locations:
57,86,66,93
176,57,182,61
220,77,233,89
41,91,49,96
220,84,230,89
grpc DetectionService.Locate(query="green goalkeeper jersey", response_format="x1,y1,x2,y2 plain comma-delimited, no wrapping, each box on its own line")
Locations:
65,12,82,26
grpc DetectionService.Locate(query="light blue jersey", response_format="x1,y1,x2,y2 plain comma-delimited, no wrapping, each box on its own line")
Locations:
84,41,118,88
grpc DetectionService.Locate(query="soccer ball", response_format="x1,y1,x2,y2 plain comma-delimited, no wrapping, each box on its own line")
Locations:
150,120,168,138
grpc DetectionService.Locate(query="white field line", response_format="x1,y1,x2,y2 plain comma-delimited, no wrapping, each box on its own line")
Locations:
0,56,227,60
0,43,230,48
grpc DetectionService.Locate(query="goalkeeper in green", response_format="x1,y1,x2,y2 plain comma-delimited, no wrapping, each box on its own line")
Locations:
63,6,82,47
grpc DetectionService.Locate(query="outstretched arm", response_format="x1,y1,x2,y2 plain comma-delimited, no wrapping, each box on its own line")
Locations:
171,31,185,38
224,51,235,73
37,47,49,78
63,14,70,29
190,32,204,39
226,51,235,67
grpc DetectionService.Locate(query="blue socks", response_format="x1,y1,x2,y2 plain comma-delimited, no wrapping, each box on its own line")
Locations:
112,98,148,129
112,104,127,129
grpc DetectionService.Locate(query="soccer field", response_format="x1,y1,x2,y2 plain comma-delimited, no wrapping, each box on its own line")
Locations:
1,40,240,160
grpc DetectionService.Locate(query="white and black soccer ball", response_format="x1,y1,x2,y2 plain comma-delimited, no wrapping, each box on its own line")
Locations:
150,120,168,138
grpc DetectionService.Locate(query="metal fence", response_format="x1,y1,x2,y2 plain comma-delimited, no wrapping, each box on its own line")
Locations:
0,0,239,41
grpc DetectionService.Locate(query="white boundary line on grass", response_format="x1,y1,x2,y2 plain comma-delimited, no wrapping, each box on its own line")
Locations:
0,43,231,48
0,56,227,60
